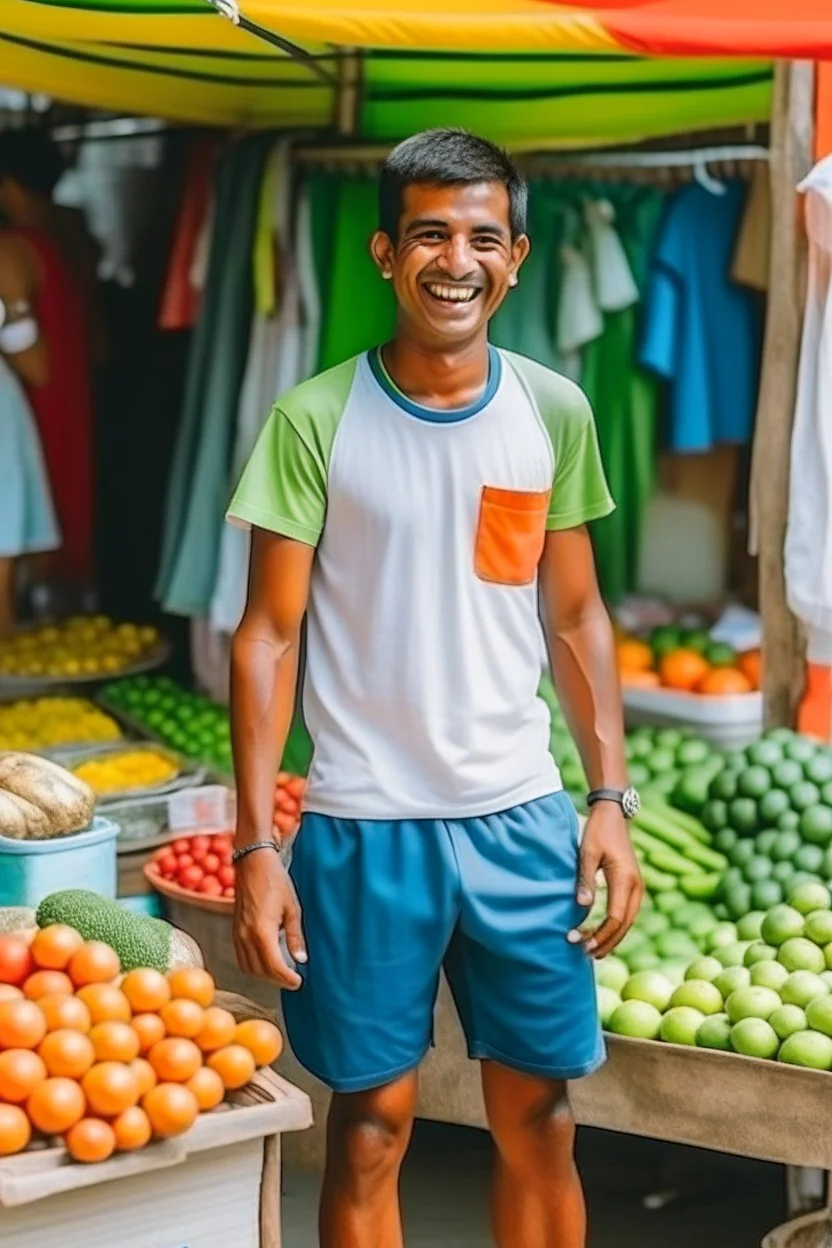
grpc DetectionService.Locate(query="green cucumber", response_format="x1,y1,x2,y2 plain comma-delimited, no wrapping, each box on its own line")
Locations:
640,864,678,892
647,846,701,877
679,872,722,901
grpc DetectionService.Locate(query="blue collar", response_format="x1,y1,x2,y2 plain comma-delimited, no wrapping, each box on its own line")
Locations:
367,345,502,424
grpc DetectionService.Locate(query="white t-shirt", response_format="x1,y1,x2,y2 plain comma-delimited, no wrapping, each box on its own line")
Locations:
228,346,613,820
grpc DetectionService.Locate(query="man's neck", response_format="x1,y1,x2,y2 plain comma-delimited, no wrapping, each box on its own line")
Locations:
380,334,490,412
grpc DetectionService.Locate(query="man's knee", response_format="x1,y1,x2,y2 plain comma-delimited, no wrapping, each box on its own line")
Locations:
486,1070,575,1170
327,1081,416,1186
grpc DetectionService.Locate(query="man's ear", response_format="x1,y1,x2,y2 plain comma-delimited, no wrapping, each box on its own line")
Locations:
508,233,531,287
370,230,395,281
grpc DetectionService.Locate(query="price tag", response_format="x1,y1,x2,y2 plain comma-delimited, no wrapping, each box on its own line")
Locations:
167,786,235,832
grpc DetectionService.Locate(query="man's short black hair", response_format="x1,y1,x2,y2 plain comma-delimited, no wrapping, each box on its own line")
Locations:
379,128,527,241
0,128,65,197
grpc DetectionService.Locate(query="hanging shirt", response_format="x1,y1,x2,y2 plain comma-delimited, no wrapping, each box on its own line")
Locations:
785,155,832,660
639,181,763,453
227,348,613,821
0,356,60,559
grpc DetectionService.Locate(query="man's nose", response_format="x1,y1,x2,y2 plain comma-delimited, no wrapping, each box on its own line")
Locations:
436,237,476,281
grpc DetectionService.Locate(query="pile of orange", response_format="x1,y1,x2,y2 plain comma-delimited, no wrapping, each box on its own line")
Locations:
0,925,282,1164
617,637,762,697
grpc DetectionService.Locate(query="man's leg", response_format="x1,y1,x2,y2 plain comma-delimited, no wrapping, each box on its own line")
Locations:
319,1071,418,1248
482,1061,585,1248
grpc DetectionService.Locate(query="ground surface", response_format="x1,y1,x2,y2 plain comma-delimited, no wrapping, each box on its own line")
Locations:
282,1122,789,1246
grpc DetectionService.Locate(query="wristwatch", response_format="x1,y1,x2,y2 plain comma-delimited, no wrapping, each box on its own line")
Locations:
586,786,641,819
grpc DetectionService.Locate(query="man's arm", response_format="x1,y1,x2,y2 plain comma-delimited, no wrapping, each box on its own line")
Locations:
230,527,314,987
0,234,49,389
539,525,642,958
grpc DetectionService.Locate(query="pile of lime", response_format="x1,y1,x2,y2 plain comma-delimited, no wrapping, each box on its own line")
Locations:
101,676,233,773
695,730,832,920
626,726,722,803
611,893,718,978
599,881,832,1071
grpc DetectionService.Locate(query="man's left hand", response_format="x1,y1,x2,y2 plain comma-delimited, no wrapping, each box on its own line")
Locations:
568,802,643,958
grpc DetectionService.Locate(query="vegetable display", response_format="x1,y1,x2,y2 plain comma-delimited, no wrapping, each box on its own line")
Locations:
0,618,162,681
72,748,180,796
0,922,282,1162
617,627,761,695
150,834,236,902
626,725,723,801
0,755,95,841
0,698,122,753
100,677,233,774
35,892,204,973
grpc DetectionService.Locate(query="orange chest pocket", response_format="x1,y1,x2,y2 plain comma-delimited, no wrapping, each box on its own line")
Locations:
474,486,551,587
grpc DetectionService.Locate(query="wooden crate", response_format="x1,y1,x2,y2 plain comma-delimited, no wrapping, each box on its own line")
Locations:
0,993,313,1248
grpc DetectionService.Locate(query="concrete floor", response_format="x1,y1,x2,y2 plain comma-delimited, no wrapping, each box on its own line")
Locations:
282,1123,788,1247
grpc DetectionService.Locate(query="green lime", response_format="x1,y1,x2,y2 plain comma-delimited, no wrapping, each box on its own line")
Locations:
791,782,822,813
660,1006,705,1045
728,798,759,837
800,806,832,847
822,782,832,807
805,995,832,1037
676,739,713,767
647,748,677,775
722,866,745,893
596,985,622,1028
655,931,701,961
789,882,832,916
674,902,712,929
794,844,826,874
649,626,680,658
786,738,819,766
748,740,786,769
627,733,654,760
821,970,832,990
714,828,738,855
730,1018,780,1059
714,966,752,999
744,942,778,967
805,911,832,947
661,960,690,987
772,760,804,790
806,755,832,786
687,913,720,942
744,857,774,884
595,956,630,993
750,961,790,992
706,642,737,668
621,970,674,1011
609,1000,662,1040
715,940,752,968
637,911,671,938
738,766,772,800
778,1030,832,1070
761,904,805,946
823,943,832,971
770,830,801,863
714,903,730,920
696,1013,733,1051
824,846,832,879
628,762,652,788
780,970,831,1008
767,728,797,745
655,890,686,916
726,985,782,1023
772,862,797,889
702,800,729,833
752,880,785,911
778,937,826,974
725,884,754,920
706,922,740,952
736,912,766,942
670,980,723,1015
756,829,779,857
710,771,739,803
729,840,757,868
769,1004,807,1041
685,956,724,983
758,790,792,826
655,729,686,751
680,628,710,655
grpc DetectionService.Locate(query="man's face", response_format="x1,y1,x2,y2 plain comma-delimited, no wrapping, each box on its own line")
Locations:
371,181,529,348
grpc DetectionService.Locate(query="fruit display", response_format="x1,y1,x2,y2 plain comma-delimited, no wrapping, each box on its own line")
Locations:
631,799,727,904
35,892,204,973
148,833,236,903
100,677,233,774
626,724,723,801
71,748,180,797
0,754,94,841
274,772,305,842
617,627,761,695
0,923,283,1162
0,697,122,753
600,883,832,1074
0,617,163,682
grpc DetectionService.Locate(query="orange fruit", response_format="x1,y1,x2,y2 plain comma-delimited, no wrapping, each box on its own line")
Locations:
0,1104,31,1155
76,984,131,1025
89,1021,140,1064
143,1083,199,1138
0,933,33,986
620,669,661,689
616,639,654,673
38,1030,95,1079
207,1044,256,1090
23,970,74,1000
132,1012,166,1054
66,1118,116,1164
697,667,754,696
659,649,711,692
148,1037,202,1084
0,998,47,1049
30,925,84,971
195,1007,236,1054
27,1076,85,1134
121,969,171,1014
0,985,23,1002
167,968,214,1009
82,1062,140,1118
234,1019,282,1067
160,999,204,1039
0,1049,47,1103
738,649,762,690
38,993,92,1034
129,1057,157,1098
68,942,121,988
113,1105,152,1152
186,1065,224,1111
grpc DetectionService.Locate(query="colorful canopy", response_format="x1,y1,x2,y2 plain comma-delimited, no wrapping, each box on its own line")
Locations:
0,0,828,135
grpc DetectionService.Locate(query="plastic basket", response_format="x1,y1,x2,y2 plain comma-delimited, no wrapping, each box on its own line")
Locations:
0,816,119,908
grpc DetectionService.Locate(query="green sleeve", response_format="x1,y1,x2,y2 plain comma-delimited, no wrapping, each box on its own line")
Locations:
547,385,615,531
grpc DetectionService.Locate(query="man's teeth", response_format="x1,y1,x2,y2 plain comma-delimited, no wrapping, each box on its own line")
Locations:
425,284,478,303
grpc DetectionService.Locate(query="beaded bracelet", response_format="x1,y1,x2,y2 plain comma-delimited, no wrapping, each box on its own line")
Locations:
231,840,280,865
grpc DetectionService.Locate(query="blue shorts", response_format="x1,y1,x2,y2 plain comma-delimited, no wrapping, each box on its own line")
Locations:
282,791,605,1093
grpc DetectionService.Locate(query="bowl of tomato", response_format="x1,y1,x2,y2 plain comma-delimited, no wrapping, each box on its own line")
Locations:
144,830,236,914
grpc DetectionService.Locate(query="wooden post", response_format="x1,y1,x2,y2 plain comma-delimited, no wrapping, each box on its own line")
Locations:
749,60,815,728
335,48,363,137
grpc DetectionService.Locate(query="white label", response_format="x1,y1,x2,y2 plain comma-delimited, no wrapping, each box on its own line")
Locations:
167,786,235,832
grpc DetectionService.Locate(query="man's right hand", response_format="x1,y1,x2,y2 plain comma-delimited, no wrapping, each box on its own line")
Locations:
232,846,307,989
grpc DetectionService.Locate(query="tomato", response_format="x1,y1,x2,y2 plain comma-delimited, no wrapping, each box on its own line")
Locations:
275,792,295,815
197,877,223,897
178,865,204,891
0,936,34,987
274,813,296,838
286,776,306,799
176,853,194,870
222,887,235,899
190,836,211,860
202,852,221,874
218,865,235,889
157,853,177,879
171,838,192,855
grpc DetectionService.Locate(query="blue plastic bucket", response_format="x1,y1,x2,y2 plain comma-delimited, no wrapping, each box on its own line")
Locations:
0,817,120,908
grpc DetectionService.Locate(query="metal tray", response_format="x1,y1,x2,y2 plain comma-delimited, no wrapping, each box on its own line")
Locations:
0,636,171,699
48,740,206,805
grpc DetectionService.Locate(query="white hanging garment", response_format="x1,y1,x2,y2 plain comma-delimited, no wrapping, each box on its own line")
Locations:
0,356,60,558
585,198,639,313
555,243,603,379
785,154,832,661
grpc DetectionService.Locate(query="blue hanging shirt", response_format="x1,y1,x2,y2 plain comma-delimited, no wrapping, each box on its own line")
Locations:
639,181,762,452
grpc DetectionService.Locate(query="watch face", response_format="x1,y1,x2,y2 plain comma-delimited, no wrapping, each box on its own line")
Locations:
622,786,641,819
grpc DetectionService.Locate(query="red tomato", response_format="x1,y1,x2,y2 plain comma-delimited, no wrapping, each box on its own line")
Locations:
274,813,296,838
276,771,289,786
171,839,192,855
178,865,204,891
202,853,220,874
0,936,34,987
176,853,194,869
286,776,305,799
197,877,223,897
218,865,235,889
217,844,233,866
157,853,177,879
190,836,211,859
222,887,235,899
275,792,295,815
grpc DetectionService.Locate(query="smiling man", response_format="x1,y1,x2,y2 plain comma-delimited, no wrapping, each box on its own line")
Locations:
228,128,642,1248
